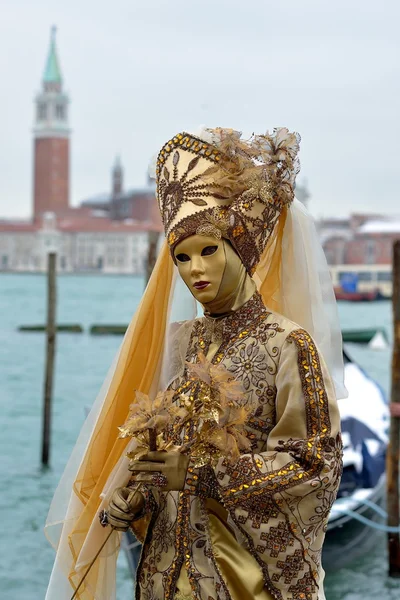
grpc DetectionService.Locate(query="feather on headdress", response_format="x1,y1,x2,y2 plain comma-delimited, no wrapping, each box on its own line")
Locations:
155,127,300,274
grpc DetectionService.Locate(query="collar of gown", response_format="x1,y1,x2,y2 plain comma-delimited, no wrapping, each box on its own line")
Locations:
202,291,266,346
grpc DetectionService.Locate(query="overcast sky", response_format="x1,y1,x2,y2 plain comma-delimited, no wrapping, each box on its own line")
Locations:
1,0,399,219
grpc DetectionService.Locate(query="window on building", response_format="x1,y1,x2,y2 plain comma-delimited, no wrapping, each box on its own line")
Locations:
377,271,392,282
357,271,373,281
55,104,65,120
60,256,66,270
365,240,376,264
38,103,47,121
1,255,8,268
335,243,345,265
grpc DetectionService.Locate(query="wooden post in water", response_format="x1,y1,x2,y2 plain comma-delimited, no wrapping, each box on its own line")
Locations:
388,240,400,576
145,230,160,286
41,252,57,467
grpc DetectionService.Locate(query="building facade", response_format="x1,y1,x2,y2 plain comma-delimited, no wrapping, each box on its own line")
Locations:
0,28,162,275
318,214,400,266
317,214,400,298
0,214,153,274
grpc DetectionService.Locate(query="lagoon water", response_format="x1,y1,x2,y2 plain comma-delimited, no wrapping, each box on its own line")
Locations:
0,273,399,600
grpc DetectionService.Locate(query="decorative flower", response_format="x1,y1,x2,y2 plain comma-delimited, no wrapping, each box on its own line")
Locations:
186,351,246,405
202,127,300,209
118,389,188,457
232,225,245,238
196,211,230,240
168,231,177,245
228,341,267,390
182,352,254,466
118,354,253,468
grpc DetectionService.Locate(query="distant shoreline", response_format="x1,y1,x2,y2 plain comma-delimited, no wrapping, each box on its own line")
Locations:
0,271,144,278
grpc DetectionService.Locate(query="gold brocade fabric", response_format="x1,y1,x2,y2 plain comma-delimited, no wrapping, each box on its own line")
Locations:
135,292,342,600
207,501,273,600
175,499,273,600
176,275,273,600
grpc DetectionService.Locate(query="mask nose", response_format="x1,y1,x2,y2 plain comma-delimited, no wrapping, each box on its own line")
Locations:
191,255,205,278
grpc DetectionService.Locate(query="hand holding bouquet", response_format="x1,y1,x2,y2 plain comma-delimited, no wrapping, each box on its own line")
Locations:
119,352,254,486
72,354,253,599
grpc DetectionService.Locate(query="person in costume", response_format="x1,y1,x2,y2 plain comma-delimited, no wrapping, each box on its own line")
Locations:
45,127,345,600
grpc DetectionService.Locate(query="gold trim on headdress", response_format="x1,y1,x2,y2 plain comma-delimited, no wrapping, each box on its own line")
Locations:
156,128,300,274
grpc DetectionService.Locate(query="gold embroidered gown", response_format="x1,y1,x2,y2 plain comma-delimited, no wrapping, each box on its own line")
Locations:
132,292,342,600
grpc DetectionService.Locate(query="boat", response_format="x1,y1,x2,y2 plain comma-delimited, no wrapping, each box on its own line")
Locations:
342,327,389,345
323,347,389,569
122,348,389,578
334,289,387,302
329,265,392,302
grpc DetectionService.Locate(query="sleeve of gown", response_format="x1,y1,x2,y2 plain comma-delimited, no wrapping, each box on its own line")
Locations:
214,328,342,513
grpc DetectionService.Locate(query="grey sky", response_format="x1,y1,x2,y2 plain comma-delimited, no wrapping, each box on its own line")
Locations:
1,0,399,219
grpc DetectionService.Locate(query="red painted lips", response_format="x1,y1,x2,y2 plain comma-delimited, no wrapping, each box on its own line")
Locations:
193,281,210,290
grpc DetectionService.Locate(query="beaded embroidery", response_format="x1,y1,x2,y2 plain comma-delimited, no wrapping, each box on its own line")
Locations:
219,329,335,505
156,129,300,274
133,307,341,600
158,151,223,234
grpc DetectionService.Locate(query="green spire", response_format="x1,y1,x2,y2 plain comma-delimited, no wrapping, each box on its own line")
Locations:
43,26,62,84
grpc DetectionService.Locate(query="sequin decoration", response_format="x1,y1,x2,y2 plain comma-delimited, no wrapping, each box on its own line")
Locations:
155,128,301,275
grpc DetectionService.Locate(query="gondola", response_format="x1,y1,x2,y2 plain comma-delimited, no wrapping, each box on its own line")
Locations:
323,348,389,569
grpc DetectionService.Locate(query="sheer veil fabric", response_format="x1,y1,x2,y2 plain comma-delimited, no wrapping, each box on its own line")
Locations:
254,198,346,401
44,243,196,600
44,207,345,597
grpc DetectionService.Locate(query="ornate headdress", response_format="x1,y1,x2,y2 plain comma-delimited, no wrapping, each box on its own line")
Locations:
155,127,300,274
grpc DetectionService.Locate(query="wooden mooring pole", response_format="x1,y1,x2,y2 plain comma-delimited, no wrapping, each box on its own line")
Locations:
41,252,57,467
388,240,400,576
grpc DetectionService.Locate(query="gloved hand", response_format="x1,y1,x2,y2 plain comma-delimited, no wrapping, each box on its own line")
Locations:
129,451,190,491
107,486,145,531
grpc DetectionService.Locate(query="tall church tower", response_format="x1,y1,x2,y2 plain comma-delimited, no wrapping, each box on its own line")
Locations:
112,155,123,198
33,27,70,221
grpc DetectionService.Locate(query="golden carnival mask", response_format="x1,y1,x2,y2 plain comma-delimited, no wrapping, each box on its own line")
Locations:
173,234,250,306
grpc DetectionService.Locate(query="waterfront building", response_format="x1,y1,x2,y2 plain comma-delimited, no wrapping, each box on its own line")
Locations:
318,214,400,298
0,213,155,274
0,28,161,275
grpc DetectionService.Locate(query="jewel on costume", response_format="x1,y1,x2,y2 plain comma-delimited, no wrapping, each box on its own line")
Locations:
151,472,168,488
99,509,109,528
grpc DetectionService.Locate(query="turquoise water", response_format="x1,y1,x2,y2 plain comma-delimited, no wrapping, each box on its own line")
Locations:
0,273,398,600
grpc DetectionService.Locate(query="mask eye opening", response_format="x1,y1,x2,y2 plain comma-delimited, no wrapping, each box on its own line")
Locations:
201,245,218,257
175,253,190,263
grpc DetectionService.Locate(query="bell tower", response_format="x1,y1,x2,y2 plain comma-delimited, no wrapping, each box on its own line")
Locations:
33,26,70,221
112,155,123,198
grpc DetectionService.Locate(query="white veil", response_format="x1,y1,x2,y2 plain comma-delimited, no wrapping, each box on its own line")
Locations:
254,198,347,400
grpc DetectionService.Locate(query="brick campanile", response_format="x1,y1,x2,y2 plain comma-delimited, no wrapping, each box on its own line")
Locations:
33,27,70,221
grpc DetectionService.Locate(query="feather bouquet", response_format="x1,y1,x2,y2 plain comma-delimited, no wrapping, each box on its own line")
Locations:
119,352,254,466
72,354,253,599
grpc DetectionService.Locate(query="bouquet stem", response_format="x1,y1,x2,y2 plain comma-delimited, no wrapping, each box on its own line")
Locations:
70,483,143,599
148,428,157,452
